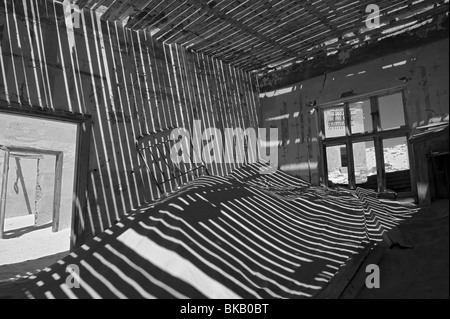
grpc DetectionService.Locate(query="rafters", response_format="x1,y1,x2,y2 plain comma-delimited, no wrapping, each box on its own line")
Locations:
62,0,450,72
185,0,299,59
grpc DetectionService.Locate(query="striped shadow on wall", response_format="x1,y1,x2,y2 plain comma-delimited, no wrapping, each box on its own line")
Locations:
0,0,261,248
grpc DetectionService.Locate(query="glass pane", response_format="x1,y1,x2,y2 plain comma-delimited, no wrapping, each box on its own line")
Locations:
353,140,378,189
379,93,405,130
350,100,373,134
383,137,411,192
323,107,346,138
326,145,349,185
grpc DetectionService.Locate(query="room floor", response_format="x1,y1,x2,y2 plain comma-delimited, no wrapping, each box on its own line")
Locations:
0,200,447,298
356,199,449,299
0,215,70,281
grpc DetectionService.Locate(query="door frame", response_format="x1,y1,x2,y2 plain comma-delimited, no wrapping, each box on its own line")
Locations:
0,147,64,238
0,103,92,250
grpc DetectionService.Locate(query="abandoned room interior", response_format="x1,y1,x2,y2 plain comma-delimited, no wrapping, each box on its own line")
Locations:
0,0,448,300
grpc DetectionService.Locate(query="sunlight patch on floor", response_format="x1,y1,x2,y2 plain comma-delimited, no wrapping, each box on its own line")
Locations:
0,215,70,266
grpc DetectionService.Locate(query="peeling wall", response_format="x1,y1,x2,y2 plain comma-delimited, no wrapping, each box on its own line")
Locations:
260,38,449,183
0,0,260,244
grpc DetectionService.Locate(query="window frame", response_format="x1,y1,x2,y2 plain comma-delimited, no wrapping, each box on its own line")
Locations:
318,88,416,194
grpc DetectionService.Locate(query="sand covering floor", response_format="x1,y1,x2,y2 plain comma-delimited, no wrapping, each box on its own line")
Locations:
0,215,70,268
0,164,425,299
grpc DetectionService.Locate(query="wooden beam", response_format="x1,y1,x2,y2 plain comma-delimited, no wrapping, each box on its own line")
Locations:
101,0,128,21
185,0,299,60
147,1,202,40
317,107,329,186
415,143,432,206
339,240,389,299
371,96,387,193
71,118,92,250
302,0,341,40
0,149,10,239
403,89,418,196
0,146,61,156
74,0,95,10
315,241,378,299
52,152,64,233
344,102,356,190
126,0,167,30
322,127,410,147
9,153,44,160
188,1,309,53
124,0,162,28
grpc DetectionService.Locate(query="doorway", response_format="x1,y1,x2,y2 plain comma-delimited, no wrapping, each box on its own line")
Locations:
0,147,66,235
0,112,79,267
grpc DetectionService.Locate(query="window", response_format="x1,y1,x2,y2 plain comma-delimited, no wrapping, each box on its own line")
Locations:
320,89,412,194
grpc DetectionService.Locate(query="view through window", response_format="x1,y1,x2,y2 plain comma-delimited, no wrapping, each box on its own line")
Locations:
321,90,411,193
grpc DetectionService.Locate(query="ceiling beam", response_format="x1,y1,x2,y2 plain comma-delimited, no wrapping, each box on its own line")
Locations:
185,0,299,59
301,0,341,40
188,1,307,53
252,0,449,73
75,0,108,10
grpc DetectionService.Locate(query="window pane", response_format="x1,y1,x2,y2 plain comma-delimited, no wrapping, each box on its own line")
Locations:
353,140,377,189
326,145,348,185
351,100,373,134
379,93,405,130
383,137,410,171
383,137,411,192
323,107,346,138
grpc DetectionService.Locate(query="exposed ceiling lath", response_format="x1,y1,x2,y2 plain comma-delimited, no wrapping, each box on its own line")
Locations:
72,0,449,73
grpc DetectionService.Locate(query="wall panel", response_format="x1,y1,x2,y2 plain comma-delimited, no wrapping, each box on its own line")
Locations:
0,0,260,246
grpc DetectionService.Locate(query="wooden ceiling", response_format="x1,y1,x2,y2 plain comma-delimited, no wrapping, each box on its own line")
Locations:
73,0,449,73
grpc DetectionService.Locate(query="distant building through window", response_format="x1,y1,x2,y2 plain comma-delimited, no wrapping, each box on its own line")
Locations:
321,89,411,193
